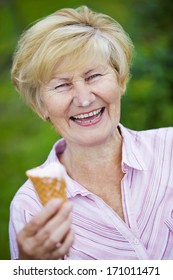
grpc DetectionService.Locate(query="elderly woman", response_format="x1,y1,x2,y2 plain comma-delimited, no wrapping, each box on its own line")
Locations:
9,6,173,260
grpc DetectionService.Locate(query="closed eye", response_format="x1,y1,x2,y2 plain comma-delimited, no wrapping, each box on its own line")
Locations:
55,83,72,90
85,73,102,82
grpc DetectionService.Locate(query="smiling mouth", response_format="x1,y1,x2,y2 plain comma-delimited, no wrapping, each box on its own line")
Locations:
70,107,105,126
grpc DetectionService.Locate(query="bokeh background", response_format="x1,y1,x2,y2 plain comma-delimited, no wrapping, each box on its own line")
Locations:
0,0,172,259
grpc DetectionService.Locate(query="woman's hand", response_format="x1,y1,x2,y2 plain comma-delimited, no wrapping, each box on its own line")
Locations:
17,199,74,259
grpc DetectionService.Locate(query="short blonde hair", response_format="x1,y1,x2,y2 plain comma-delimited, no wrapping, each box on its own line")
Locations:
11,6,134,119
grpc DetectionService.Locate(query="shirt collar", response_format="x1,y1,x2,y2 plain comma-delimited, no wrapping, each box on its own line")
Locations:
118,123,147,171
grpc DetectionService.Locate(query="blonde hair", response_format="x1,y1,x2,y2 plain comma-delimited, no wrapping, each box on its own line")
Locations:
11,6,134,119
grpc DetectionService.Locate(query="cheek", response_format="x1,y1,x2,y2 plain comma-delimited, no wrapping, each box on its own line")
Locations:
43,96,68,117
99,83,121,104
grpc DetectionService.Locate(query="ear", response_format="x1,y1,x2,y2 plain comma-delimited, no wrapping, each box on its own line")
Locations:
43,110,49,121
38,104,49,121
44,110,49,120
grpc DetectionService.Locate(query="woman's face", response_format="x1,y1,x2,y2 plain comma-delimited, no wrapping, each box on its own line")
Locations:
41,63,122,147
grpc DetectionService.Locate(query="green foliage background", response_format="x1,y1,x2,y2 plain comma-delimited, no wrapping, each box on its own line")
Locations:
0,0,172,259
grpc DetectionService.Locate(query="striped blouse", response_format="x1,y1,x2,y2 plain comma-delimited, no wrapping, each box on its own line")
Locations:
9,124,173,259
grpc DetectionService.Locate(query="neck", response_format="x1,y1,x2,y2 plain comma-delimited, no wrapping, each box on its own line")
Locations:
60,128,123,187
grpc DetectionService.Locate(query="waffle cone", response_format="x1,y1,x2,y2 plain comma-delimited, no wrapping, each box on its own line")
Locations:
28,176,67,205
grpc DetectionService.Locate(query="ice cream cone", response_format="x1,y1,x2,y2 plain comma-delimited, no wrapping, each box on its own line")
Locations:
26,162,67,205
28,176,66,205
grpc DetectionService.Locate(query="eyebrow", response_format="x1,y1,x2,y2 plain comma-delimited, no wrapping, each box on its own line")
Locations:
84,68,96,75
51,76,71,82
50,65,106,82
84,65,107,75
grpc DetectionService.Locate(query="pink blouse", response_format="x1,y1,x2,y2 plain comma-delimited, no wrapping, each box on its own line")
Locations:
9,124,173,259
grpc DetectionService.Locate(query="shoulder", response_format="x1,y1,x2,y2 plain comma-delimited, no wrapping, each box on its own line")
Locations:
136,126,173,140
134,125,172,149
10,178,42,218
120,124,173,170
136,127,173,156
123,125,173,148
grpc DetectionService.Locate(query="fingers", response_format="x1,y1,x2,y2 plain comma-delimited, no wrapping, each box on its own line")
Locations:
51,229,74,260
21,199,63,237
17,199,74,259
35,202,73,249
43,200,73,233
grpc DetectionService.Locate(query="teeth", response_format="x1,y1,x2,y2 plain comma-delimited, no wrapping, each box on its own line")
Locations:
73,108,102,120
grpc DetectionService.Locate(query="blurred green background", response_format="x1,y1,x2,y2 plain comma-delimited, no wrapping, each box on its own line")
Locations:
0,0,172,259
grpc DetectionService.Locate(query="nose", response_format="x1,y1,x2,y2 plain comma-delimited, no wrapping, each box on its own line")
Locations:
72,80,96,107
